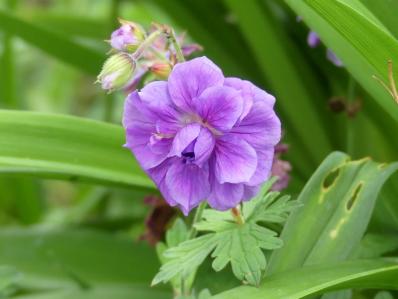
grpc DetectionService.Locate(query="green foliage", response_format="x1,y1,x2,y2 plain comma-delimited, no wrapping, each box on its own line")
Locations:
153,184,300,287
0,266,21,297
268,152,398,274
0,10,105,75
212,259,398,299
0,110,153,189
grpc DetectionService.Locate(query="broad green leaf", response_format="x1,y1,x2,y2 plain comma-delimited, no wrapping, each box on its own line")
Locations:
12,286,169,299
0,110,154,189
285,0,398,124
360,0,398,39
154,189,296,286
212,259,398,299
353,233,398,259
0,10,105,75
267,152,398,274
0,228,159,287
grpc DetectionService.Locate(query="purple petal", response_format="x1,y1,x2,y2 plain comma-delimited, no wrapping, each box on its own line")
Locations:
207,179,244,211
230,100,281,149
326,49,344,67
125,123,171,170
195,86,243,132
123,92,173,169
307,31,321,48
247,147,274,186
169,123,201,157
194,128,215,167
242,185,260,201
147,158,178,207
165,160,210,215
213,135,257,184
168,56,224,112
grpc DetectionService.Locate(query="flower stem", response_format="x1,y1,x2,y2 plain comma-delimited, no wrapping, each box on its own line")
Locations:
132,30,163,60
167,28,185,63
188,202,207,239
231,206,244,225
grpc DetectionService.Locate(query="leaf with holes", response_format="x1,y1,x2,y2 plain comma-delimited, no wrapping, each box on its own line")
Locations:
153,186,299,286
267,152,398,275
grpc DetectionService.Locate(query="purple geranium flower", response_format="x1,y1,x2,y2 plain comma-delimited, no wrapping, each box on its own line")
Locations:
123,57,281,215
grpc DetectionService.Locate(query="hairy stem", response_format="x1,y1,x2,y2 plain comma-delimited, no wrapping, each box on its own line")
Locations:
231,206,245,225
188,201,207,239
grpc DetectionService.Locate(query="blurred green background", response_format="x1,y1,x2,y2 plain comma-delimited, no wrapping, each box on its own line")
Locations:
0,0,397,298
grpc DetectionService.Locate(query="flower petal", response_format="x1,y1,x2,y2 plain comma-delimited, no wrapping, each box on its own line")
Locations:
168,57,224,112
247,147,274,186
230,100,281,149
208,179,244,211
123,92,172,169
169,123,201,157
195,86,243,132
165,160,210,215
147,158,178,207
125,123,171,170
213,136,257,184
194,127,215,166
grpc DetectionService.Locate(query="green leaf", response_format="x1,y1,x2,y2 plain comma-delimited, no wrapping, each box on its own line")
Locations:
285,0,398,124
267,152,398,274
353,233,398,259
0,228,169,298
212,259,398,299
152,234,217,286
374,291,394,299
0,110,154,189
154,187,297,286
223,0,334,169
0,266,21,297
0,10,106,75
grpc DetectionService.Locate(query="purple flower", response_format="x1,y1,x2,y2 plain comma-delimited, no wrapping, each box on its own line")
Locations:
307,31,321,48
110,22,145,52
326,49,343,67
123,57,281,215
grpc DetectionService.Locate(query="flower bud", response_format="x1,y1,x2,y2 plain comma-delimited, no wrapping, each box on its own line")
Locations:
110,20,146,52
149,62,172,79
97,53,135,92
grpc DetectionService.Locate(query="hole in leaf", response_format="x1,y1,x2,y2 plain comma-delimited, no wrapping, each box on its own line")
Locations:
347,183,362,210
323,168,340,189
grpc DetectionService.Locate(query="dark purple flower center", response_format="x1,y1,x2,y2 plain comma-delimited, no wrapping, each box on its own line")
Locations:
182,139,196,164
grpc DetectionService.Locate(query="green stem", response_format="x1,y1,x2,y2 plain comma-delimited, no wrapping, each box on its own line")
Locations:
188,202,207,239
231,206,245,225
346,76,357,155
132,30,163,60
167,28,185,62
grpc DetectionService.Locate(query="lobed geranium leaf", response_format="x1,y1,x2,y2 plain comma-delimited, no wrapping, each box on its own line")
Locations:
152,234,218,286
153,184,298,286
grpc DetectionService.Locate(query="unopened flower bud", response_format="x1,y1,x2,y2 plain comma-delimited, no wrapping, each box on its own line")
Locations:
150,62,172,79
110,20,146,52
97,53,135,92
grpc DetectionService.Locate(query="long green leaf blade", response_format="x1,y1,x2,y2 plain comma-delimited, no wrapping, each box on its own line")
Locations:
212,259,398,299
0,110,153,188
0,10,105,75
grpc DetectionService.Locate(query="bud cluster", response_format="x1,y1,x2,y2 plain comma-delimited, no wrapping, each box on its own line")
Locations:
97,20,202,93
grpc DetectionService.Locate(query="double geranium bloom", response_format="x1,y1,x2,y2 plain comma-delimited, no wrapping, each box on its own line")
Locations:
123,57,281,215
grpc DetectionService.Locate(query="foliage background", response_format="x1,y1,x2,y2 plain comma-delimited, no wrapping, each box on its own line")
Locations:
0,0,397,298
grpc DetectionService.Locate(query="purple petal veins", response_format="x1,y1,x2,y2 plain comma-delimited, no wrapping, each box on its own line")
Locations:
123,56,281,214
